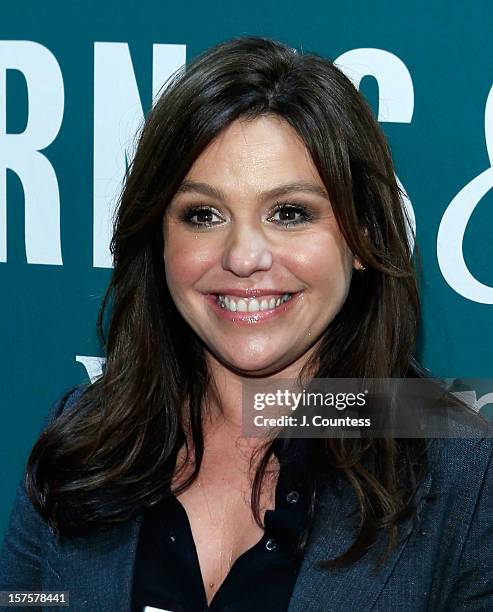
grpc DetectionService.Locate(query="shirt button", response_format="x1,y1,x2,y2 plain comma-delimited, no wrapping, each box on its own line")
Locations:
286,490,300,504
265,538,277,551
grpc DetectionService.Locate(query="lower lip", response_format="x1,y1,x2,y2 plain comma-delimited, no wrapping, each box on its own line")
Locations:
204,292,303,325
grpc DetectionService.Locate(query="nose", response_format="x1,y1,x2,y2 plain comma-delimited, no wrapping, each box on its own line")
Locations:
221,222,273,277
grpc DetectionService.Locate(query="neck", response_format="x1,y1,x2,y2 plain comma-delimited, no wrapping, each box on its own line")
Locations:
203,349,318,430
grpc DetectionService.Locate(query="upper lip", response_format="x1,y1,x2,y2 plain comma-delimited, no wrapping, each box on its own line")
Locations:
209,289,298,298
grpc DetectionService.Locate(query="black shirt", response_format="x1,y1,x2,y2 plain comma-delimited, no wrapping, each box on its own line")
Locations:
131,436,316,612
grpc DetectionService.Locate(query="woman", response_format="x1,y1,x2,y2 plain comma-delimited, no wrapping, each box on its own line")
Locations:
1,36,492,612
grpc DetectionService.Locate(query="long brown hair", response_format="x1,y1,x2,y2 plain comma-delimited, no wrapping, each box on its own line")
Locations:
25,35,466,569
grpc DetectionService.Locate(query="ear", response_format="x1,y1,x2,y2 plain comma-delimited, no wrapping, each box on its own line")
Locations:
353,257,365,271
352,227,369,270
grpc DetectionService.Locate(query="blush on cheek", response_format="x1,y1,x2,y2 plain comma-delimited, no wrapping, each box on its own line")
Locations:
165,247,216,286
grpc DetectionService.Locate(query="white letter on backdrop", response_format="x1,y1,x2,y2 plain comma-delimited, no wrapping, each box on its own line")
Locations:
0,41,64,264
334,48,416,251
437,84,493,304
93,42,186,268
75,355,106,383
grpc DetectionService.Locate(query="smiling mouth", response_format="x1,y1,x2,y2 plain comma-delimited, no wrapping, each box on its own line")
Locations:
215,293,294,313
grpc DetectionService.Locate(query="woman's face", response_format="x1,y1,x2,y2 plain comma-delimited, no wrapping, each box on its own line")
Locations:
163,115,357,376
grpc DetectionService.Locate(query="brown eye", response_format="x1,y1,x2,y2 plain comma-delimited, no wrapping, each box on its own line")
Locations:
179,205,222,228
276,208,298,223
270,202,314,227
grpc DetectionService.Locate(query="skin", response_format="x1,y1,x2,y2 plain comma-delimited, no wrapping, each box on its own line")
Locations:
163,114,360,437
163,115,362,603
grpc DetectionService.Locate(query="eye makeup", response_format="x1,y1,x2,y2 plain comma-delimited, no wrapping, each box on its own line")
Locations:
177,201,316,230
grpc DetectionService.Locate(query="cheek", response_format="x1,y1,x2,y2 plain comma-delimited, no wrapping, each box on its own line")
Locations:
291,231,353,292
164,237,216,293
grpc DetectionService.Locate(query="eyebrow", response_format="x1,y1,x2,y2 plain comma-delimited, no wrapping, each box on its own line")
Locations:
175,180,330,202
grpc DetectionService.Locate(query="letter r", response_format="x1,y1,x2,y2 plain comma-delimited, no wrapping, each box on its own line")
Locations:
0,41,64,264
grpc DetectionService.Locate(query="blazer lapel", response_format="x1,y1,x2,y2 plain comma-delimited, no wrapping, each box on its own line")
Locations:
122,515,144,612
287,468,433,612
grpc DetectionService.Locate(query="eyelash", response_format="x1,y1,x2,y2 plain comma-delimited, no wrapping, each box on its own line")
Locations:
178,202,315,229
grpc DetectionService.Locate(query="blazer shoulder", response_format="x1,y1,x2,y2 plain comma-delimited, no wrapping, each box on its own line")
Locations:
425,430,493,502
0,384,88,590
42,383,91,428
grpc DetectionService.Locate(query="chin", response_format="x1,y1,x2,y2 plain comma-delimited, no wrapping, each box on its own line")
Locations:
209,346,283,375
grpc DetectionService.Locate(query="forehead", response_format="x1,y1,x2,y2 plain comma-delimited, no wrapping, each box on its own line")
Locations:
183,115,324,192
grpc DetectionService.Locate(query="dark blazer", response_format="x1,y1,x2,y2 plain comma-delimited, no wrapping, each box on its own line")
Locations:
1,385,493,611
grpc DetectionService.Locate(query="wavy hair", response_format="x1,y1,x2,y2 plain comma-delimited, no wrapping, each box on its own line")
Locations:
26,35,465,569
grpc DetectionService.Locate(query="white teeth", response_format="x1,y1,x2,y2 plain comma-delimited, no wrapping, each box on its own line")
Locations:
216,293,293,313
248,299,259,312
